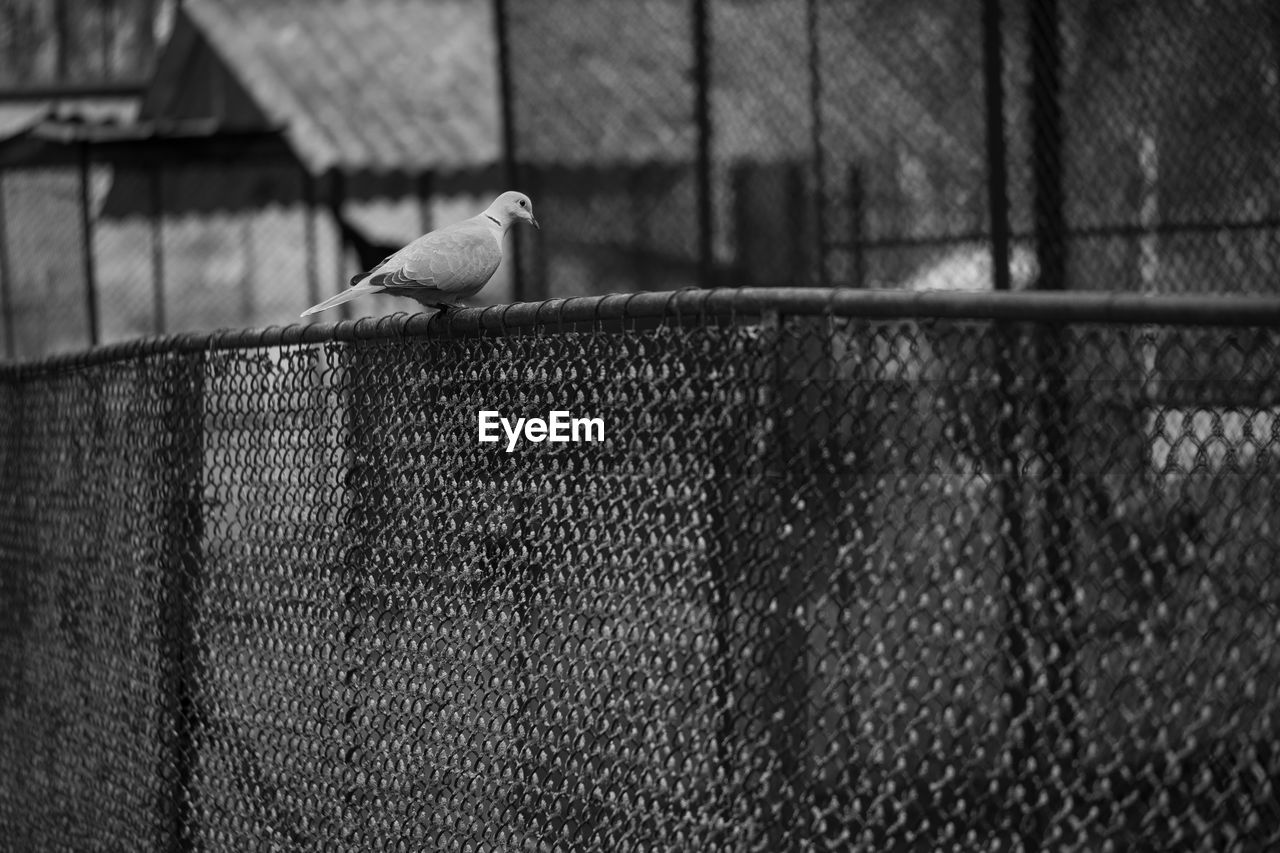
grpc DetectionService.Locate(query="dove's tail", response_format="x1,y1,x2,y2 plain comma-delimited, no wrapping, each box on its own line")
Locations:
300,284,384,318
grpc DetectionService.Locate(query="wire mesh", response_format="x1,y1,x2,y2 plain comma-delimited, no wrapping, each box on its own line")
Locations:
97,160,329,340
504,0,701,299
0,165,94,357
501,0,1280,298
5,1,1278,358
2,289,1279,851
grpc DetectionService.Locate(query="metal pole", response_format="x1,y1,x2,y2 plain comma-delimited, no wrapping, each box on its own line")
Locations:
524,164,546,301
982,0,1012,292
0,170,14,358
630,166,651,290
79,143,100,346
693,0,713,287
99,0,112,77
238,219,256,325
806,0,826,286
493,0,525,300
330,169,351,321
53,0,70,81
303,167,319,311
847,164,865,288
150,166,166,335
1030,0,1065,291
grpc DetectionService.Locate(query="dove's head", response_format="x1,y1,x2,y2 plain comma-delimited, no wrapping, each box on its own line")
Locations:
486,191,539,231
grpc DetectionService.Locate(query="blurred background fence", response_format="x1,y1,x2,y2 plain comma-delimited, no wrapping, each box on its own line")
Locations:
3,0,1280,359
502,0,1280,298
3,288,1280,850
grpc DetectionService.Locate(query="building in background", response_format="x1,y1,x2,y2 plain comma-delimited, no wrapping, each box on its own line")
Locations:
2,0,1280,359
0,0,510,359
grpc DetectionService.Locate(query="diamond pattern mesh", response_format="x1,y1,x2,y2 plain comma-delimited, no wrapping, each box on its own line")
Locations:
2,292,1280,850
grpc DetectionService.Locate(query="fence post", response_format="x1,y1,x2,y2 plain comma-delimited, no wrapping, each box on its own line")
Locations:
78,143,99,346
846,164,865,288
693,0,713,287
787,163,808,285
523,164,547,300
0,169,14,359
303,167,319,313
627,166,649,289
982,0,1012,293
150,166,166,335
1030,0,1066,292
806,0,827,286
328,169,350,321
493,0,526,301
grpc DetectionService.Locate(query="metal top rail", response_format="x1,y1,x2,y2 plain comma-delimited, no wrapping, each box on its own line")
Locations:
5,287,1280,375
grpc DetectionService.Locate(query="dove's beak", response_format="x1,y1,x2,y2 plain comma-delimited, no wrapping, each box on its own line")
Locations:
530,215,540,230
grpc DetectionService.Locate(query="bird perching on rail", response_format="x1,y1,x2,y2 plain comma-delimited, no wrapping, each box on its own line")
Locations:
301,191,539,317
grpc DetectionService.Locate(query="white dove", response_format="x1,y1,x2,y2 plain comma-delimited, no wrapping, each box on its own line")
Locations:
301,190,539,317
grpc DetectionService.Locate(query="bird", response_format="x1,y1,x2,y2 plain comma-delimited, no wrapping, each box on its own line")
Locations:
300,190,539,317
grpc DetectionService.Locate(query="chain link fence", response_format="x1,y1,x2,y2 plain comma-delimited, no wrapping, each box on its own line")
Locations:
0,148,513,361
0,154,343,361
4,1,1277,354
502,0,1280,297
2,288,1279,850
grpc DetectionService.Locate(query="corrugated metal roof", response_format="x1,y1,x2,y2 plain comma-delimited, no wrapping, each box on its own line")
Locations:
177,0,501,175
139,0,976,177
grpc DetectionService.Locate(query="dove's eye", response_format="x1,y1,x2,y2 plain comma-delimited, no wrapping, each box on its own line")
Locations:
518,200,526,207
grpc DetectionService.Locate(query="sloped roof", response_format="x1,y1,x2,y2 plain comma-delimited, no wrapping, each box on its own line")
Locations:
155,0,500,175
136,0,977,178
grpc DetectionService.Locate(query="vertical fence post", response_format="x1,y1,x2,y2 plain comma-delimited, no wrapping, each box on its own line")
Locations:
238,220,257,326
150,166,166,335
787,163,807,284
0,169,14,359
523,164,547,300
79,143,100,346
493,0,526,301
630,166,651,289
53,0,70,81
303,167,319,313
98,0,113,76
847,164,865,288
693,0,713,287
806,0,827,286
982,0,1012,293
329,169,351,321
1030,0,1065,292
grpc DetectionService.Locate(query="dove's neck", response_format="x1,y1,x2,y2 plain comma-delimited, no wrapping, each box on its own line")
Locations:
482,211,509,235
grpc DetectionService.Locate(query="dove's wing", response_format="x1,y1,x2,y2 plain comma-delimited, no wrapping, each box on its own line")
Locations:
358,216,502,299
